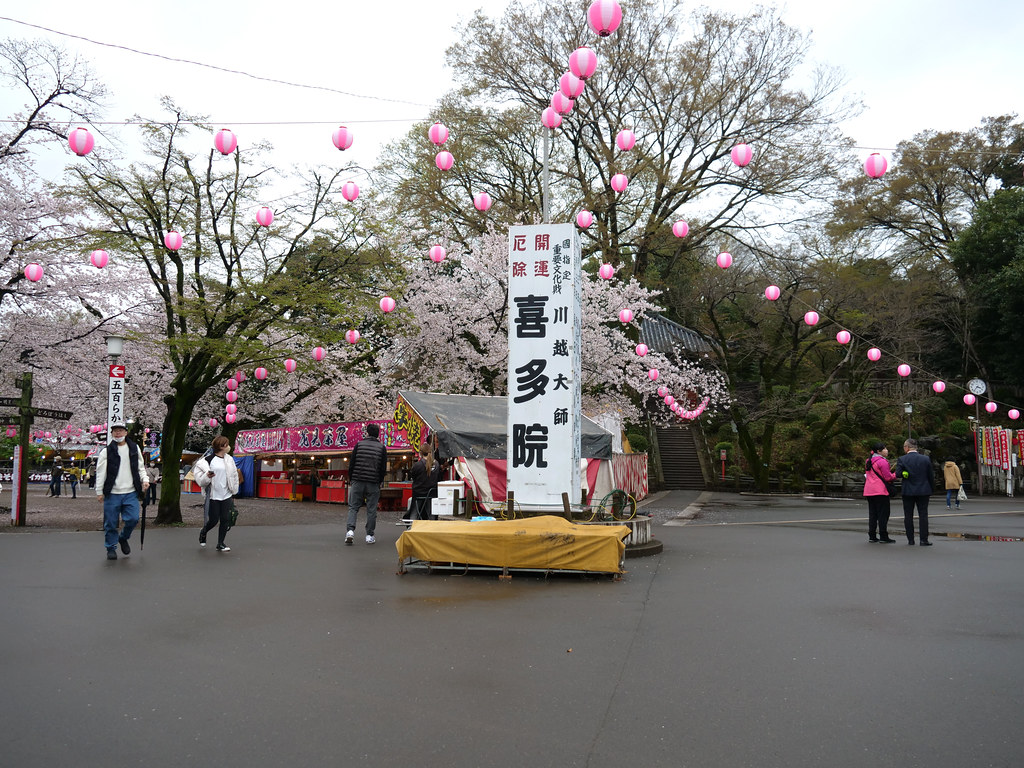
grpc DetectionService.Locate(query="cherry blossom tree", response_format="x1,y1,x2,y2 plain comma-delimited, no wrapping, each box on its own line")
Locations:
55,102,402,522
374,229,727,424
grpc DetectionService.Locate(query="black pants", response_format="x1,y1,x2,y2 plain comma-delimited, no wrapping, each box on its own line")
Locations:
201,497,232,546
902,495,930,543
866,495,890,539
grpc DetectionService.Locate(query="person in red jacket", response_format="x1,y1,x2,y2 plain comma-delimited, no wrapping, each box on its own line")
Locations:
863,441,897,543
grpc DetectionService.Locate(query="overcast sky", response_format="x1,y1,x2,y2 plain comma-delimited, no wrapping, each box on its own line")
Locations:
1,0,1021,180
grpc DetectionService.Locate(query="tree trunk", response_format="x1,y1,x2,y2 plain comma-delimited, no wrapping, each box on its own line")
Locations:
154,386,202,524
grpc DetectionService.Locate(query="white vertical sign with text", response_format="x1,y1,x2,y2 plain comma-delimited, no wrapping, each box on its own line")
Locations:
107,364,126,442
507,223,582,507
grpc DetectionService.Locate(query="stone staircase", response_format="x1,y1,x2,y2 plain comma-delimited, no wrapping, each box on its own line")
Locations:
655,425,707,490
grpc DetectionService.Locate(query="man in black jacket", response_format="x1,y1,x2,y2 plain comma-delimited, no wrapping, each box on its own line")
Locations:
895,438,935,546
95,424,149,560
345,423,387,545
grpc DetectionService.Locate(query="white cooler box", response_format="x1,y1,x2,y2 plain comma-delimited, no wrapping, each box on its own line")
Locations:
433,480,465,516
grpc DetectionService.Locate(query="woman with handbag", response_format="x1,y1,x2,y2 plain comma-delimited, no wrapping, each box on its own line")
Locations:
194,436,239,552
863,441,897,543
943,458,964,509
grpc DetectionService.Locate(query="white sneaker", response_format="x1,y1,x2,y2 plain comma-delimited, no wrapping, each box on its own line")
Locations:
345,530,354,545
365,535,375,544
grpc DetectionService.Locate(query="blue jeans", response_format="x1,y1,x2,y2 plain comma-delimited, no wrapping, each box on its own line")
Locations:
103,493,140,551
346,481,380,535
945,489,959,507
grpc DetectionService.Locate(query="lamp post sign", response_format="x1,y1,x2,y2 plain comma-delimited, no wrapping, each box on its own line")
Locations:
107,364,126,440
506,223,582,507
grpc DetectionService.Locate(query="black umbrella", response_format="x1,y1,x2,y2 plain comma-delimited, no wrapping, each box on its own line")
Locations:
139,496,147,550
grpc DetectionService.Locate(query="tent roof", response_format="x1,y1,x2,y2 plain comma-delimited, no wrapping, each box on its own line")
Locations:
398,390,613,460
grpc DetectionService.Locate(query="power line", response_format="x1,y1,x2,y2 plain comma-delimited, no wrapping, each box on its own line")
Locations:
0,15,435,110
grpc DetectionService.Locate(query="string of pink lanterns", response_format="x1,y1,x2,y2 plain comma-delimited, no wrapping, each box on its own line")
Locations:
754,282,1022,417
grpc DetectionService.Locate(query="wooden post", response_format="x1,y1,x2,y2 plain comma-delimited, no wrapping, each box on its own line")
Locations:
561,491,572,520
452,488,460,517
507,490,514,519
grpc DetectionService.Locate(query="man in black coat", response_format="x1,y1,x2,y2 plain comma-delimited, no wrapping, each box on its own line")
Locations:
345,423,388,545
895,438,935,546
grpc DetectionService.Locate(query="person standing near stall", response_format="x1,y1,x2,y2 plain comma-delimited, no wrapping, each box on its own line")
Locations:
345,423,387,545
406,442,441,525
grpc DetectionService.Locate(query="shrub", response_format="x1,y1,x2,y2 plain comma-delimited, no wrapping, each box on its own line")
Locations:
627,433,649,453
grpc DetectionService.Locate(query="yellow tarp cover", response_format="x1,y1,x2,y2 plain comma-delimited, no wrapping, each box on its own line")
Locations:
396,515,630,574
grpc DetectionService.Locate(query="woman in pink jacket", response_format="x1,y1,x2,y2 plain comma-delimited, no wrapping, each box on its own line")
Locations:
863,441,897,543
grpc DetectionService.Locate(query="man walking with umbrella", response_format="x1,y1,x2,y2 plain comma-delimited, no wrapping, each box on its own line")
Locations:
95,422,149,561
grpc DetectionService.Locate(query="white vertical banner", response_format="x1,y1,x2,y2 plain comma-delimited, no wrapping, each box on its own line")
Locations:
507,223,582,507
11,444,20,522
107,364,126,442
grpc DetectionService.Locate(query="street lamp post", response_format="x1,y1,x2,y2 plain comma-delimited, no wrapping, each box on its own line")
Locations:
104,335,125,445
903,402,913,441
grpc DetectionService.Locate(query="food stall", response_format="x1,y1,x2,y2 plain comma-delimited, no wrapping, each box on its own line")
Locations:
234,419,422,507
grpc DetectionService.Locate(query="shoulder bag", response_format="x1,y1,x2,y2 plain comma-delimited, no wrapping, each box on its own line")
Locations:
868,458,898,497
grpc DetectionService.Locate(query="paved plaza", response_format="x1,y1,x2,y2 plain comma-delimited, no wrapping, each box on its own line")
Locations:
2,490,1022,767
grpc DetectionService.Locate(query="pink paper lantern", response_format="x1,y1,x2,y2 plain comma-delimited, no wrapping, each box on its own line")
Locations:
672,220,689,238
235,370,246,383
764,285,781,301
429,245,446,263
226,391,238,403
541,108,562,129
731,143,753,167
615,129,636,152
254,367,268,380
1008,409,1020,420
648,368,659,381
380,296,396,313
657,386,668,397
635,344,648,357
68,127,94,156
256,207,274,227
284,358,296,373
332,126,354,151
551,91,574,115
610,173,629,192
897,364,911,377
24,263,43,282
312,346,325,361
664,395,675,407
835,330,852,345
932,380,946,393
963,393,976,406
189,421,194,427
576,210,593,229
435,151,454,171
716,252,733,269
341,181,359,202
569,47,598,80
6,426,16,437
208,418,218,428
345,329,361,344
473,192,492,212
618,308,634,324
985,401,997,413
599,263,615,280
44,431,51,438
226,378,238,391
587,0,622,37
804,310,819,326
864,153,888,179
226,404,237,415
867,348,881,362
214,129,237,155
225,413,237,424
164,231,183,251
428,122,449,145
559,72,585,100
90,249,109,269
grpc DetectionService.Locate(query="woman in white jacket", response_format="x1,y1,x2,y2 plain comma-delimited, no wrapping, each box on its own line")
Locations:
194,436,239,552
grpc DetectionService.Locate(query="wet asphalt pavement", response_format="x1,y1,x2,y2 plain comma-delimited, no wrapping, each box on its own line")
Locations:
2,489,1022,767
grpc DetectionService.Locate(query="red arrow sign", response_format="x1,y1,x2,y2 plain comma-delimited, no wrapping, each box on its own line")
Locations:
109,365,126,378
